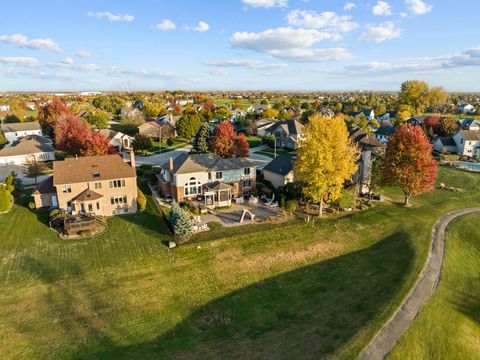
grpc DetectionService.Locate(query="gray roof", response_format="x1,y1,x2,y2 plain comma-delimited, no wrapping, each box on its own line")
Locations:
263,155,294,176
0,121,41,133
164,153,255,175
33,175,55,195
459,130,480,141
375,126,396,136
438,137,456,146
461,118,480,128
267,120,304,136
204,181,233,191
0,135,54,157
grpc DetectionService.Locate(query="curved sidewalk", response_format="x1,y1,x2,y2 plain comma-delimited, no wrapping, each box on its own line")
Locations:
358,207,480,360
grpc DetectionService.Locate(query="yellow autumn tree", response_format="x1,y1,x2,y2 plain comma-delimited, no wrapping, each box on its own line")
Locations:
295,114,359,217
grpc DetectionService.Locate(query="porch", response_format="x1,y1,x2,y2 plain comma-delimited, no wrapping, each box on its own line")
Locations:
203,181,233,209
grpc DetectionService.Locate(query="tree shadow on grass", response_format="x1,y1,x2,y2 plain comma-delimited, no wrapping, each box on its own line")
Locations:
84,231,414,360
450,278,480,325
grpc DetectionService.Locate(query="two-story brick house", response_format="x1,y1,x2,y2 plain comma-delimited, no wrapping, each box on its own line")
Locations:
33,152,138,216
157,153,256,208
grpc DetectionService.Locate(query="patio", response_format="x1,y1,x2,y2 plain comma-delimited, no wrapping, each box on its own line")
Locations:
197,203,285,227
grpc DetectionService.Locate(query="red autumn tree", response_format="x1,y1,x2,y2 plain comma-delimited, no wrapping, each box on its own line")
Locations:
424,115,441,136
381,124,438,206
38,97,72,136
203,99,216,112
82,133,116,156
55,116,91,156
235,133,250,158
211,120,236,158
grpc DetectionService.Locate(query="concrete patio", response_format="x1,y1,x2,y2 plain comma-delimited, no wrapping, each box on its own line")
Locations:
198,203,285,227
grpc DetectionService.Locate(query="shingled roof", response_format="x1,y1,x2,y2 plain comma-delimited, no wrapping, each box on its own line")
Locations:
349,127,385,151
263,155,294,176
53,154,136,185
0,121,41,133
163,153,255,175
458,130,480,141
33,175,55,195
72,188,103,202
267,120,304,136
0,135,54,157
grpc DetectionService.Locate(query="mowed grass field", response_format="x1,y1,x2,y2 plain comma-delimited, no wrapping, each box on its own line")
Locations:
0,167,479,359
388,212,480,360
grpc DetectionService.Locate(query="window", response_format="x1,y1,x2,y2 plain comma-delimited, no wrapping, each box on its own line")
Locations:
62,185,72,194
94,182,102,189
243,179,251,188
96,202,100,210
215,172,223,180
109,179,126,188
92,172,101,178
111,195,128,205
80,203,85,212
184,177,202,196
88,203,93,212
208,172,212,180
244,167,251,176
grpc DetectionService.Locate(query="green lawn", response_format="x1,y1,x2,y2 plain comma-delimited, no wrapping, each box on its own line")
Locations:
257,149,297,158
0,168,479,359
388,212,480,359
247,136,262,148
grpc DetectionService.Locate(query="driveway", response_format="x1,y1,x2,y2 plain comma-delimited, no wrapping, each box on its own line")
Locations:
0,164,50,186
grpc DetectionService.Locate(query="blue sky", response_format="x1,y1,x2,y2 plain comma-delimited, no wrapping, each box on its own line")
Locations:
0,0,479,92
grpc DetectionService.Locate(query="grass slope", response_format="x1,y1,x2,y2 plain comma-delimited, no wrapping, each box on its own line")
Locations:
388,212,480,360
0,167,479,359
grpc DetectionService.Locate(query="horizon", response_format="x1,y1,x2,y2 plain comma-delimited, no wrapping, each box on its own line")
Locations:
1,0,479,92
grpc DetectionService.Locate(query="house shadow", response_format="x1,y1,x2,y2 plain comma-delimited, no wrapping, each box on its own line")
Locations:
82,231,414,359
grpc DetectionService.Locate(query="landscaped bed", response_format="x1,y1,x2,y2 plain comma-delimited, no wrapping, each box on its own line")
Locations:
0,167,479,359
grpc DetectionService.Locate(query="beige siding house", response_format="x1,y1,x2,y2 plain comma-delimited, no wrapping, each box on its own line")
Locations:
33,153,138,216
262,155,295,188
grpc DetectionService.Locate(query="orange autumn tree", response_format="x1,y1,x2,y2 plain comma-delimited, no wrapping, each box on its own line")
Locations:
235,133,250,158
381,124,438,206
38,97,72,136
211,120,236,158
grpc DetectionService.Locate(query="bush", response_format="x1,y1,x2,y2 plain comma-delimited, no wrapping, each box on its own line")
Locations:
28,201,36,210
335,189,356,211
278,194,285,208
0,185,13,213
137,187,147,211
285,200,297,213
167,137,174,146
49,209,60,218
78,230,94,237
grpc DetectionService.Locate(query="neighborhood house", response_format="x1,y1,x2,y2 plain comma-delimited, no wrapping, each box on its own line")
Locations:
157,153,256,208
0,135,55,166
262,155,295,188
266,119,305,150
0,121,43,144
33,152,138,216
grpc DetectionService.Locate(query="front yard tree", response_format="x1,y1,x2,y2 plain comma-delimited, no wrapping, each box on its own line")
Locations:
133,134,153,155
193,122,211,153
24,159,46,185
38,96,72,136
86,111,109,129
439,116,458,137
295,114,358,217
211,120,236,158
235,133,250,158
0,185,14,213
399,80,430,114
381,124,438,206
55,116,91,155
0,131,6,149
176,114,202,141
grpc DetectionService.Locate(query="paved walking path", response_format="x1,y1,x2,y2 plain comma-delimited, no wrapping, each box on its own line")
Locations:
358,207,480,360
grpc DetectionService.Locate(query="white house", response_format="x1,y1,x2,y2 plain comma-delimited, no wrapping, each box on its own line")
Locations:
25,102,36,111
374,126,396,144
452,130,480,157
0,121,43,144
0,104,10,112
458,103,476,114
460,118,480,131
262,155,295,188
0,135,55,166
433,137,458,153
98,129,133,152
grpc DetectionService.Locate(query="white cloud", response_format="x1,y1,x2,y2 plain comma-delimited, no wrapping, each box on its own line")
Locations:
400,12,408,17
0,33,62,53
286,10,358,32
343,2,356,11
154,19,176,31
0,56,39,68
87,11,134,22
405,0,432,15
373,1,393,16
185,21,210,32
203,59,287,70
242,0,288,9
208,69,228,76
360,21,402,43
76,49,93,58
231,27,351,62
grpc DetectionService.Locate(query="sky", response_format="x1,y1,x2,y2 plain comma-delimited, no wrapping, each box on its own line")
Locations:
0,0,479,92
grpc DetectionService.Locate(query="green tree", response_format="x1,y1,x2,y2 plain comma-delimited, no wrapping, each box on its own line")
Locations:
169,202,193,240
86,111,109,129
176,114,202,141
0,131,7,149
439,117,458,137
193,122,211,153
214,107,232,120
132,134,153,155
143,102,165,118
263,108,280,119
137,187,147,211
428,87,448,113
295,114,358,217
4,114,22,123
0,185,14,213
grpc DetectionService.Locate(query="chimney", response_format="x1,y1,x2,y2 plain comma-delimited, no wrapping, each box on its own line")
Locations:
169,157,174,171
129,150,136,168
